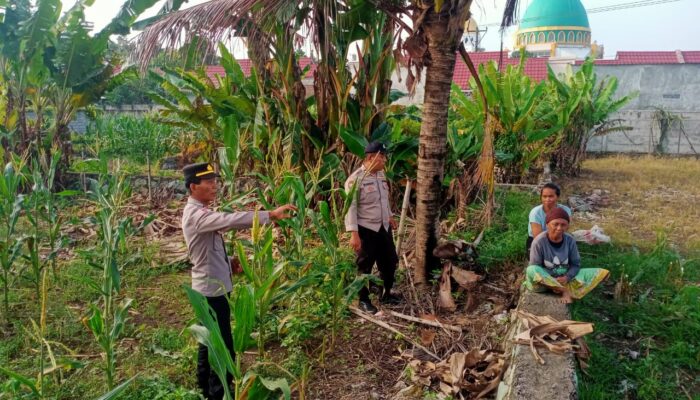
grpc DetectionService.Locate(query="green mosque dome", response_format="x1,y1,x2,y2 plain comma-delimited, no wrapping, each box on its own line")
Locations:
520,0,590,30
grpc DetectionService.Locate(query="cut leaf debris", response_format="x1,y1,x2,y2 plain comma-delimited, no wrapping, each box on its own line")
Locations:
515,311,594,367
402,348,505,399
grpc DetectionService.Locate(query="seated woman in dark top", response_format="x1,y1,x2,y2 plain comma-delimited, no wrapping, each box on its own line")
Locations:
526,207,609,304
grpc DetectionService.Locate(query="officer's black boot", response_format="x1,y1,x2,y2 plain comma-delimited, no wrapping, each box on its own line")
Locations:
380,290,401,305
358,299,378,314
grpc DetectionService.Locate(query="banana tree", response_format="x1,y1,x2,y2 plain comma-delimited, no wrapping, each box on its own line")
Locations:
133,0,402,177
0,0,58,159
0,0,162,179
148,43,258,164
450,54,561,183
548,58,634,175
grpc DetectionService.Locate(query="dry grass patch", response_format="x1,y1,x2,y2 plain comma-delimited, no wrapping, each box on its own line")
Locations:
563,155,700,254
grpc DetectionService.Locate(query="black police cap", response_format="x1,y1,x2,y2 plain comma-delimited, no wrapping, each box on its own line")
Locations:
183,162,220,182
364,141,388,155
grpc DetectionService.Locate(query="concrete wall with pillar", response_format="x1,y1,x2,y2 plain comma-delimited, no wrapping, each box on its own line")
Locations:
573,64,700,155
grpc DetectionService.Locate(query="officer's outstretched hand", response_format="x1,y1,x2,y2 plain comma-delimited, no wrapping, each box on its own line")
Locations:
270,204,298,221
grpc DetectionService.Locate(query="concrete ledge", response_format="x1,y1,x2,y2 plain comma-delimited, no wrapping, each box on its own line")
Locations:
497,290,578,400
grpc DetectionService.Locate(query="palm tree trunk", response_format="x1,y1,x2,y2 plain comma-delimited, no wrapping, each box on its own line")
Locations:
413,1,472,284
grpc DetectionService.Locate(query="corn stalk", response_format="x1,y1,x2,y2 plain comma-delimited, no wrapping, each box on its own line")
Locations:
0,157,26,324
79,166,153,390
185,283,292,400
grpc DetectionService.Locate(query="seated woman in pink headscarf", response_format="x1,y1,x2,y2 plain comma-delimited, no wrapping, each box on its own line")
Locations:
525,207,609,304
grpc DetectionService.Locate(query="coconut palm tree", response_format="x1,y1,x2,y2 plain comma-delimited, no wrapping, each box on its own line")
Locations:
405,0,520,284
398,0,474,284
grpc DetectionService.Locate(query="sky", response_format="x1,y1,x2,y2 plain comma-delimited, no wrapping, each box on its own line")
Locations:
64,0,700,59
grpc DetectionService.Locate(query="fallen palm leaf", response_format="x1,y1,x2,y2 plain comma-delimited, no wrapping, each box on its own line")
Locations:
388,310,463,333
515,311,594,366
401,348,505,399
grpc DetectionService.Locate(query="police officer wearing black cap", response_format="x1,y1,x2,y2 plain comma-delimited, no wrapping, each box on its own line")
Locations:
181,162,296,400
344,141,400,314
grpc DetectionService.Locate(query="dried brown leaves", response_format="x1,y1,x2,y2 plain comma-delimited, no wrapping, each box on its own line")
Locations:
515,311,594,367
403,348,505,399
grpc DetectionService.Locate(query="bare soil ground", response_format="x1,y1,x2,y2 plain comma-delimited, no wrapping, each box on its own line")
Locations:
302,264,522,399
563,155,700,254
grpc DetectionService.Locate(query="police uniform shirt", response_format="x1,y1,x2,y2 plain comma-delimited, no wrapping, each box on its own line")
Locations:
344,165,393,232
182,198,270,297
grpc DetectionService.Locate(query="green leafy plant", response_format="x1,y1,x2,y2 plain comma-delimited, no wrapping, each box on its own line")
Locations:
450,51,561,183
83,114,178,166
185,284,291,400
22,151,70,297
79,165,153,390
235,215,291,357
0,0,163,178
0,157,26,324
548,57,635,175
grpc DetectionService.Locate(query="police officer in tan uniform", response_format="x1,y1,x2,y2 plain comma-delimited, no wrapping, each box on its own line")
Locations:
181,162,296,400
345,142,400,314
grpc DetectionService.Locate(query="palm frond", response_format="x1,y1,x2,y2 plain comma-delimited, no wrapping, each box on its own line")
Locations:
500,0,520,31
134,0,272,71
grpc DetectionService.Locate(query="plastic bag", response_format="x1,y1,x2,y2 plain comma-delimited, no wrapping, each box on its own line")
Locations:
571,225,611,245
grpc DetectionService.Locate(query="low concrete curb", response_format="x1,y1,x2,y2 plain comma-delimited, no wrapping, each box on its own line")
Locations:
497,290,578,400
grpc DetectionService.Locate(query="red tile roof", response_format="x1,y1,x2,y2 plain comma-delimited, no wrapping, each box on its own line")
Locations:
205,57,316,87
575,51,700,66
682,51,700,63
453,52,550,89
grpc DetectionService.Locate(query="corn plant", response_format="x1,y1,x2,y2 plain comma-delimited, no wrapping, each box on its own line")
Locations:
279,182,375,349
83,114,178,165
254,173,309,262
78,169,153,390
0,158,26,324
254,160,337,264
185,284,291,400
307,198,369,345
22,152,70,298
235,215,292,357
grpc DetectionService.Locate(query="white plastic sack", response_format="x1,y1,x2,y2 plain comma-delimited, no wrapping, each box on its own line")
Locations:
571,225,611,245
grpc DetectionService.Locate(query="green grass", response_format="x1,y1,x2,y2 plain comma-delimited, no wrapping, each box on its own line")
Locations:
0,238,199,399
572,239,700,400
448,188,535,268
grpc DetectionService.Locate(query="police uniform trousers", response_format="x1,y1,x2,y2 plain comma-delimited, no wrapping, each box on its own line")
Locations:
356,225,399,301
197,294,235,400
